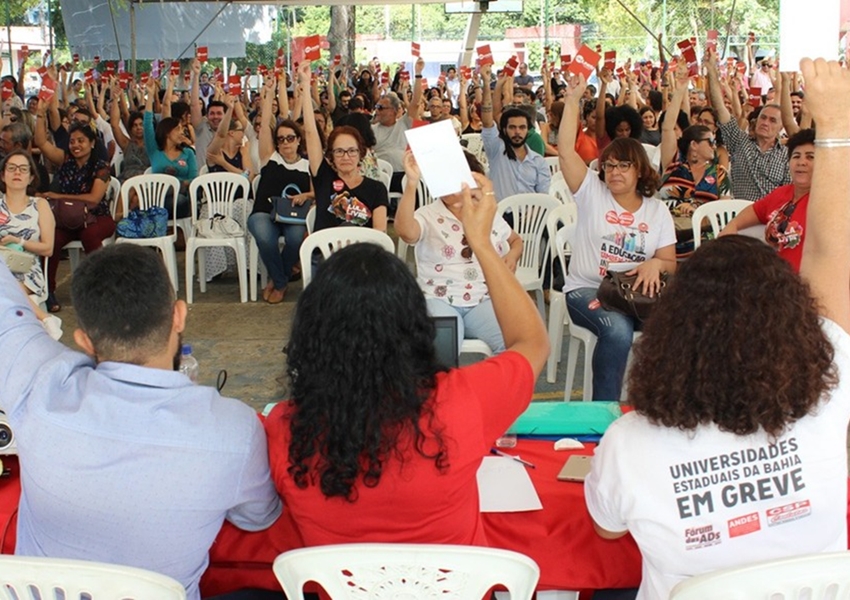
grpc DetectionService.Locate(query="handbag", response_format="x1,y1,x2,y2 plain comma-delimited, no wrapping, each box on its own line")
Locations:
116,206,169,239
51,199,96,230
271,183,310,225
596,270,671,321
0,246,37,274
196,213,244,239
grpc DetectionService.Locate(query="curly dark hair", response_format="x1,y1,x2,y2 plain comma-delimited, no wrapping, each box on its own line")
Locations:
284,243,449,501
598,137,660,197
628,236,837,438
604,104,643,140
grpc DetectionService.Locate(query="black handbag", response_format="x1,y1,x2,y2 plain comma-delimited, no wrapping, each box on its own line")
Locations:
596,270,670,321
271,183,310,225
51,199,96,230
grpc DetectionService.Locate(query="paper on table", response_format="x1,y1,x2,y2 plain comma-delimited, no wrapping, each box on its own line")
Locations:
477,456,543,513
405,120,477,198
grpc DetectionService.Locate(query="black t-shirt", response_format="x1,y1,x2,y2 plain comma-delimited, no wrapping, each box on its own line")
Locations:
312,160,388,231
252,156,312,215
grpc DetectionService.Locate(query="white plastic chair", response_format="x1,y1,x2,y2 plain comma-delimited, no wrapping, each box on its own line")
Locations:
461,133,486,163
186,173,250,303
115,174,181,291
497,193,560,317
376,158,394,192
588,158,599,172
669,551,850,600
0,555,186,600
65,176,121,272
273,544,539,600
548,172,575,205
544,156,561,176
642,142,661,172
691,199,753,249
397,175,438,263
300,227,395,288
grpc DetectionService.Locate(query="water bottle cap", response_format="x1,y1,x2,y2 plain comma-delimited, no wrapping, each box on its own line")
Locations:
181,344,192,355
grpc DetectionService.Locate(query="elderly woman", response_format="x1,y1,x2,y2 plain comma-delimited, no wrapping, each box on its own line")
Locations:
558,74,677,402
719,128,814,272
585,59,850,600
263,174,548,546
395,149,522,354
34,101,113,313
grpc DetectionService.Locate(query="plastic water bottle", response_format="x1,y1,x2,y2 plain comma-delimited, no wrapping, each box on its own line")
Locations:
179,344,199,383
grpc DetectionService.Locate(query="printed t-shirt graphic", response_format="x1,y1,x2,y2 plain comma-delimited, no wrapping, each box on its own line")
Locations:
329,177,372,226
597,208,651,277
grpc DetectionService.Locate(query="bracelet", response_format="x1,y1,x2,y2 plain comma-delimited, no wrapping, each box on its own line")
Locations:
484,191,495,196
414,75,422,79
814,139,850,148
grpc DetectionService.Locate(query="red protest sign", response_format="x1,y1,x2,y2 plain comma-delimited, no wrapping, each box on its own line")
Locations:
411,42,421,57
304,35,321,62
476,45,494,67
20,45,29,57
93,56,100,66
560,54,572,72
568,45,601,79
140,72,150,85
170,61,180,76
736,61,747,76
258,64,269,77
1,80,14,101
119,72,133,89
706,30,719,53
616,66,627,80
749,87,762,107
676,39,699,77
333,54,341,66
183,70,191,82
603,51,616,72
36,66,47,76
503,56,519,77
197,46,208,63
228,75,242,96
104,62,115,76
84,69,95,85
400,70,410,82
381,71,389,85
38,76,57,102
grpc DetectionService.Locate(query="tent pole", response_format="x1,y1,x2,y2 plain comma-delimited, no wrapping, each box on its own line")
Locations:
131,0,137,75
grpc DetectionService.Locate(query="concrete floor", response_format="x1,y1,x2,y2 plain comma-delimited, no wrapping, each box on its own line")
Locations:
48,231,586,413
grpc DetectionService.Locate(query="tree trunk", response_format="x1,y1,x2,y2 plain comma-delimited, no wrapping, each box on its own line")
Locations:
329,6,356,67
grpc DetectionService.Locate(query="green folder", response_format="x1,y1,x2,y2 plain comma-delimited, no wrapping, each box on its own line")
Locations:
508,401,623,436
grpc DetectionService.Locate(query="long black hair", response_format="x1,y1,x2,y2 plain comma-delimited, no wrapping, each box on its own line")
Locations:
285,243,448,501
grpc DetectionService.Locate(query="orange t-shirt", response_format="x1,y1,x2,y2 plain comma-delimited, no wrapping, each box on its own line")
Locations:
575,129,598,165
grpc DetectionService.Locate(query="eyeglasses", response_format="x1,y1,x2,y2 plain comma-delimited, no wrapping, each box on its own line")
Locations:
5,163,30,174
697,119,716,127
332,147,360,158
460,234,473,260
601,160,633,173
276,134,298,144
699,138,716,147
375,105,392,111
771,200,799,240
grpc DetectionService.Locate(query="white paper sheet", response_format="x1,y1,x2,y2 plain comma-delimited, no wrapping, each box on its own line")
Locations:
476,456,543,513
404,120,477,198
779,0,840,71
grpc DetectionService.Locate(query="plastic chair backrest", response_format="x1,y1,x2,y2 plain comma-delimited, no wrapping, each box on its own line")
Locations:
376,158,394,192
0,555,187,600
588,158,599,172
252,174,261,199
544,156,561,176
306,206,316,234
546,203,578,287
460,133,485,160
121,174,181,221
401,174,437,208
273,543,539,600
189,172,250,230
642,143,661,171
668,551,850,600
106,176,121,217
691,199,753,249
300,227,396,287
548,172,575,205
498,193,560,273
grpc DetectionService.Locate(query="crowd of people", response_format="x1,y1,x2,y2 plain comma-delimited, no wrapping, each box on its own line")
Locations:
0,28,848,600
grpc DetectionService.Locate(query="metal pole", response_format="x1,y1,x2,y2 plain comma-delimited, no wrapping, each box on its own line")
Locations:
130,0,136,75
723,0,738,59
107,0,124,61
6,0,12,76
48,0,54,55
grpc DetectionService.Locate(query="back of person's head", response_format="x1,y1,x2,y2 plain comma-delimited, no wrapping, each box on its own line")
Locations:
171,102,191,123
628,236,836,438
2,122,32,149
648,90,663,112
581,98,597,122
785,128,815,158
336,112,377,148
0,150,40,195
463,149,485,175
658,108,691,133
71,244,176,365
285,243,447,501
348,96,365,112
677,125,711,158
604,104,643,140
155,117,181,150
548,101,565,128
598,137,659,197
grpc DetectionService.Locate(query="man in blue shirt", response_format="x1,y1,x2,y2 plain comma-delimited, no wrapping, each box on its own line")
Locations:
0,244,281,600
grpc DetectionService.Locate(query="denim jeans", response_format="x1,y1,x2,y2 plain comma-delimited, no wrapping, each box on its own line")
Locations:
566,287,639,401
247,212,306,290
426,297,506,354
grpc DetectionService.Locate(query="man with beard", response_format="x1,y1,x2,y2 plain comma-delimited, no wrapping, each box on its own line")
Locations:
480,68,550,201
0,243,281,600
191,59,228,162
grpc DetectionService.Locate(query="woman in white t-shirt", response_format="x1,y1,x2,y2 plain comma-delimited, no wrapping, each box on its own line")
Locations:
557,74,677,401
395,149,522,355
584,59,850,600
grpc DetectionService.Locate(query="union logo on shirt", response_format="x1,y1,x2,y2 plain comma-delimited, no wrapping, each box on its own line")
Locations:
605,210,635,226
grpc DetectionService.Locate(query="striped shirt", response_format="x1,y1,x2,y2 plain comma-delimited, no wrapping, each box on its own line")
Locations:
719,119,789,201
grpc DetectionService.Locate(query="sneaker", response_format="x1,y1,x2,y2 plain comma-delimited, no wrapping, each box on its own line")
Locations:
42,315,63,341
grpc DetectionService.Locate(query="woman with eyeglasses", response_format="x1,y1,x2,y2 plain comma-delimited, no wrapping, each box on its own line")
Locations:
298,63,388,232
247,80,314,304
718,129,815,273
34,100,114,314
558,74,676,402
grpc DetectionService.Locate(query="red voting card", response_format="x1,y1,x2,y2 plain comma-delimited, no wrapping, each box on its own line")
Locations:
749,87,762,108
228,75,242,96
170,61,180,76
104,62,115,76
736,61,747,76
183,70,191,82
197,46,208,63
1,80,14,101
38,76,57,102
20,45,29,58
616,66,626,80
36,66,47,76
258,64,268,76
93,56,100,66
84,69,95,84
503,56,519,77
568,45,601,79
603,51,616,72
140,73,150,86
333,54,341,66
400,70,410,82
560,54,572,72
677,39,699,77
244,66,252,76
304,35,321,61
119,72,133,89
381,71,389,85
706,30,719,53
668,57,679,71
476,45,494,67
411,42,421,57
